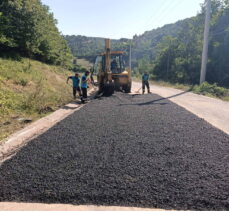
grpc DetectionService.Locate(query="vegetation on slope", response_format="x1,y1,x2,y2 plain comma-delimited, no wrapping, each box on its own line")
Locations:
0,58,73,141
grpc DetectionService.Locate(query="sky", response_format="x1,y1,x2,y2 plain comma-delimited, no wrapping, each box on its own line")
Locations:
41,0,204,39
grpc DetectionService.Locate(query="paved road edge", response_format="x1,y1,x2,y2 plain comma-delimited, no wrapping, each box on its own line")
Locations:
0,203,181,211
0,88,97,163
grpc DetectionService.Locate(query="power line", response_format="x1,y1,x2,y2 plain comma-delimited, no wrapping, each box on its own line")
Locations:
142,0,174,29
145,0,184,30
118,0,171,38
154,0,185,27
211,29,229,36
134,0,194,37
135,0,175,35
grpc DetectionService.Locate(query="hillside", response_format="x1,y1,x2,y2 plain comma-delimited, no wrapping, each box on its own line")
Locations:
132,18,191,59
65,18,191,60
65,1,229,87
64,17,195,73
0,58,74,141
65,35,130,57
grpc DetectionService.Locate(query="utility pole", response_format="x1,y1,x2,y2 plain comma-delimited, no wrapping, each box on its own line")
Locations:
166,50,170,81
129,41,132,70
166,39,172,81
200,0,211,84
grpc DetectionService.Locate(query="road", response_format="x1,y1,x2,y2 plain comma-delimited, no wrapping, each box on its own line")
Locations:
0,91,229,211
132,82,229,135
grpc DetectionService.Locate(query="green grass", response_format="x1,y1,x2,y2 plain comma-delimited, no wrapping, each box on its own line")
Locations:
0,58,76,141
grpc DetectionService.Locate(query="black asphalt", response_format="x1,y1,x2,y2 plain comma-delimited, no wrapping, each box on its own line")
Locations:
0,93,229,211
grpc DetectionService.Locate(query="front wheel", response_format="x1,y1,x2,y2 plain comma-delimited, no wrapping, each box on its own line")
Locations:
103,83,115,96
123,83,131,93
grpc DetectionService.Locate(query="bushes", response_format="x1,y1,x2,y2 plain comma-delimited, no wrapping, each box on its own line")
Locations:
192,82,229,99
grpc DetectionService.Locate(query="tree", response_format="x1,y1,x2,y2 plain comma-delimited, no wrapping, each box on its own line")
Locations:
0,0,73,67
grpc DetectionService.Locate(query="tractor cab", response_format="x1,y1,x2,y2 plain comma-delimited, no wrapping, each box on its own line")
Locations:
93,51,125,74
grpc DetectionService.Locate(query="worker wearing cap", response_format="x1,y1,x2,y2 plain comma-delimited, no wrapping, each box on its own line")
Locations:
67,73,82,99
142,72,151,94
81,70,90,103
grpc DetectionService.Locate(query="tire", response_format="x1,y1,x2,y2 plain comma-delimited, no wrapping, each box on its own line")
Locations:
103,83,114,96
123,83,131,93
114,83,121,91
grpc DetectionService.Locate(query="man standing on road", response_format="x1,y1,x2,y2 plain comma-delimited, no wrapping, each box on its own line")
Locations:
142,72,151,94
81,71,90,103
67,73,82,100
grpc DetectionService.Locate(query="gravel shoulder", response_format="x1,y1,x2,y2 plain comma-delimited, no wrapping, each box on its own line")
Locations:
0,92,228,211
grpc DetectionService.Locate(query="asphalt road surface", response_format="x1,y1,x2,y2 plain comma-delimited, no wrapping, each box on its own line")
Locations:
0,92,229,211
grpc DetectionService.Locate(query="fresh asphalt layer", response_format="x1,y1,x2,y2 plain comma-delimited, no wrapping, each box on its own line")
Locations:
0,92,229,211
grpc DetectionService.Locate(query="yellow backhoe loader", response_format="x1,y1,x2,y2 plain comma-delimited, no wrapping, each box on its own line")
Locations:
92,39,132,95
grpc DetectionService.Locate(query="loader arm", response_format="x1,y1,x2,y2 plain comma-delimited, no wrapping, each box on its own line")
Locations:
105,39,112,82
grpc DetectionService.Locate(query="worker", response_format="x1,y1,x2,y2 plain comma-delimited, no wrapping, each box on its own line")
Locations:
142,72,151,94
81,70,90,103
67,73,82,99
111,59,118,71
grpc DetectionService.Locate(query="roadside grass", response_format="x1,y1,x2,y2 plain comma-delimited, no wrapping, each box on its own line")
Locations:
132,76,229,101
0,58,75,142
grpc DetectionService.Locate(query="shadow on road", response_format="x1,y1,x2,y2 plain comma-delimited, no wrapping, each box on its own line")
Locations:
119,90,189,106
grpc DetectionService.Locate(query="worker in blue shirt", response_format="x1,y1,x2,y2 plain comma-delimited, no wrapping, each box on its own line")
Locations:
81,71,90,103
67,73,82,99
142,72,151,94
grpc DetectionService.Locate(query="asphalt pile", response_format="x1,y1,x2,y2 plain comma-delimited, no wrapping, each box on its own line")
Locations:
0,93,229,211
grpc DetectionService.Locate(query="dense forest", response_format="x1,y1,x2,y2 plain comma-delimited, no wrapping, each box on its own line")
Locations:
0,0,73,68
66,0,229,87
